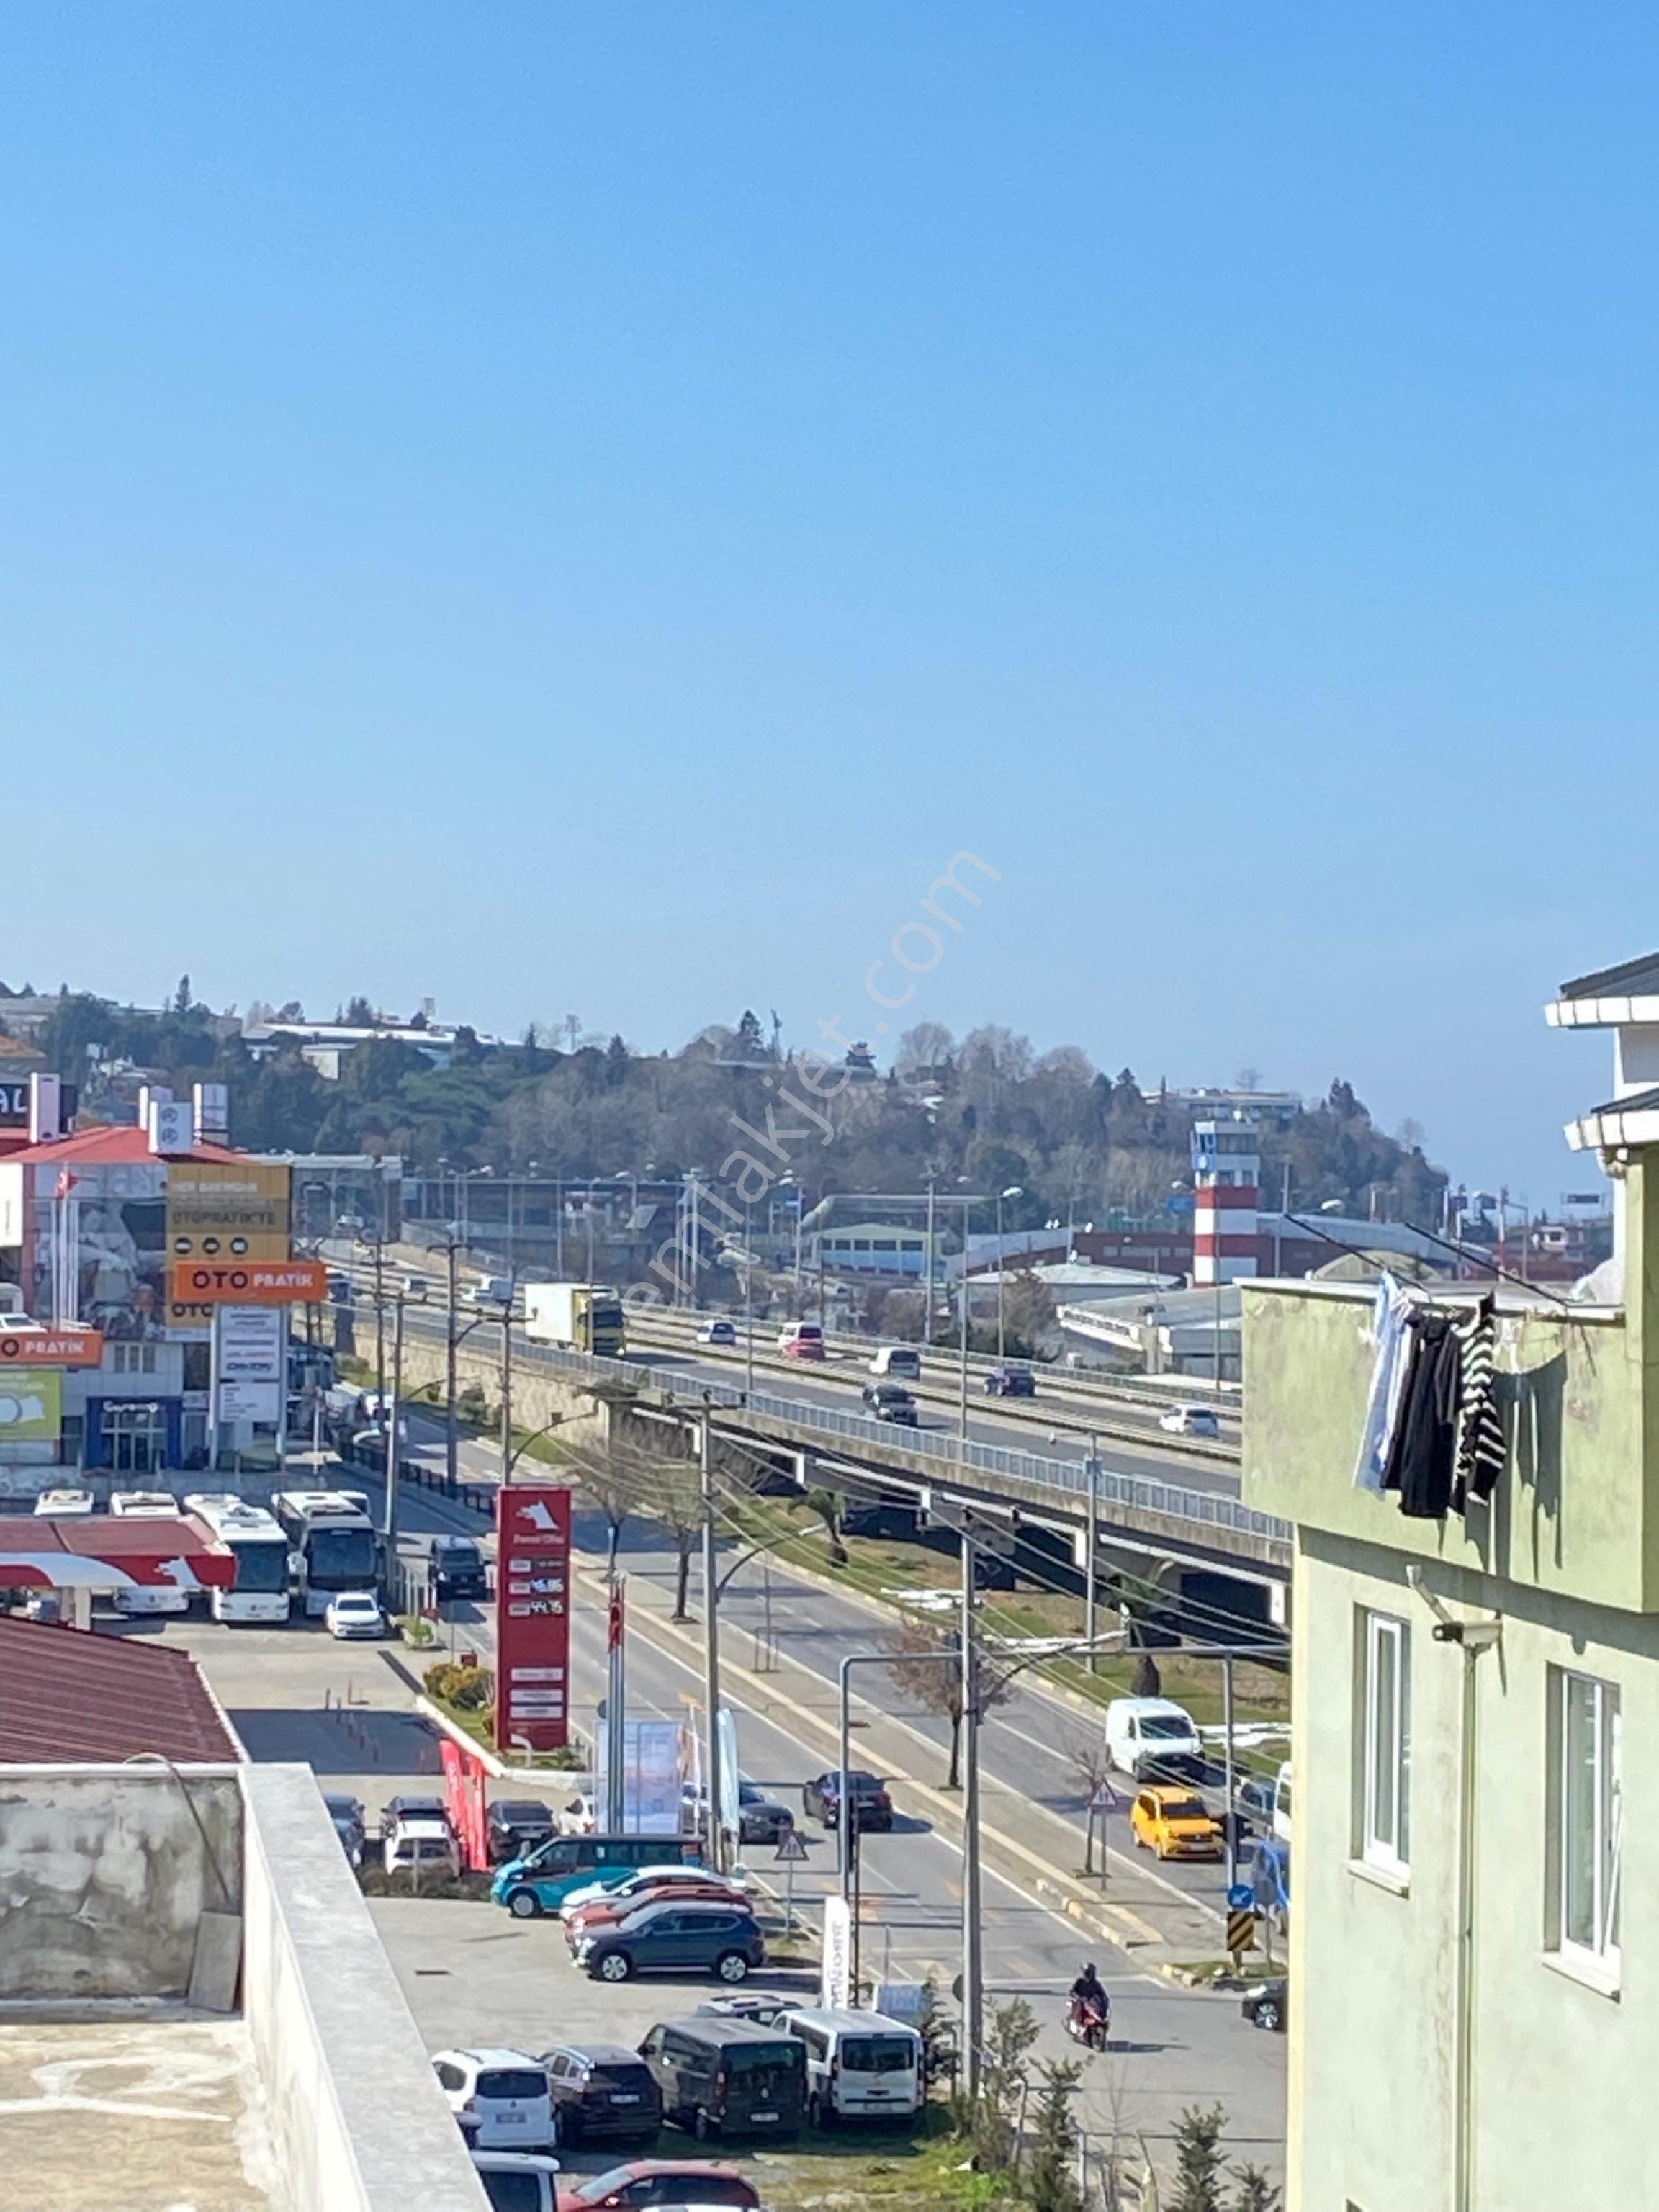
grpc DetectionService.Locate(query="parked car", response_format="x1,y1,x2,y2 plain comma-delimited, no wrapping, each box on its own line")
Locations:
637,2018,806,2143
474,2151,562,2211
1103,1696,1205,1782
775,1323,825,1361
566,1882,748,1942
983,1363,1035,1398
556,2159,763,2212
1241,1978,1287,2033
559,1866,742,1923
867,1345,921,1380
860,1382,919,1426
1158,1403,1220,1437
803,1770,894,1833
324,1589,385,1640
557,1794,600,1836
572,1899,765,1984
432,2049,556,2148
384,1817,460,1880
382,1791,451,1832
541,2043,662,2146
679,1779,794,1848
1128,1786,1226,1862
696,1320,737,1346
492,1834,704,1920
489,1799,558,1865
323,1791,367,1868
775,2006,925,2128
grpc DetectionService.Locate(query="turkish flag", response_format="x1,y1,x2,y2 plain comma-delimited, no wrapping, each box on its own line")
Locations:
608,1579,626,1652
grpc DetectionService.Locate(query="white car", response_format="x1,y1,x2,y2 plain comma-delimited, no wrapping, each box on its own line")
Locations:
1159,1404,1220,1438
555,1793,599,1838
557,1863,745,1922
472,2151,562,2210
431,2048,555,2149
384,1817,460,1879
324,1589,386,1639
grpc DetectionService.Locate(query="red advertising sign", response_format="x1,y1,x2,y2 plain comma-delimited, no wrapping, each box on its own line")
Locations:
439,1732,490,1874
0,1328,104,1368
169,1259,329,1305
494,1483,572,1754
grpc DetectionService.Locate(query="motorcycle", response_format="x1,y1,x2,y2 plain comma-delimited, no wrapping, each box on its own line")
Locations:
1065,1998,1110,2052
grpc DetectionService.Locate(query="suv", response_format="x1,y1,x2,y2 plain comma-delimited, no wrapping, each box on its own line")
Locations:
984,1363,1035,1397
1159,1403,1220,1437
542,2044,662,2146
696,1319,737,1346
489,1799,558,1865
385,1817,460,1880
803,1770,894,1833
432,2048,555,2148
431,1534,490,1599
573,1899,765,1985
860,1382,919,1426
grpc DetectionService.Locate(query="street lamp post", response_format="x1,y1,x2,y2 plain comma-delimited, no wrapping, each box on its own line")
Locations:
995,1186,1024,1361
698,1403,726,1873
743,1196,755,1400
498,1295,513,1488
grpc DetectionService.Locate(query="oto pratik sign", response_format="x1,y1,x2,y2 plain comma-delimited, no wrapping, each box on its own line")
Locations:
494,1485,571,1754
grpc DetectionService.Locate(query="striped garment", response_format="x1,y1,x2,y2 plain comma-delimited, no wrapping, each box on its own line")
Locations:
1452,1299,1505,1512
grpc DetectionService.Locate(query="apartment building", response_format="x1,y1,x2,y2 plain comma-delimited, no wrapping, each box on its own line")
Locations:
1239,958,1650,2211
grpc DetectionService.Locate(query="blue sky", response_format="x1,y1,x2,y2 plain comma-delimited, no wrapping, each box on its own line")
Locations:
1,4,1653,1203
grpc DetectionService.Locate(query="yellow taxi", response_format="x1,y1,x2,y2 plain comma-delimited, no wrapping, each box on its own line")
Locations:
1128,1785,1226,1861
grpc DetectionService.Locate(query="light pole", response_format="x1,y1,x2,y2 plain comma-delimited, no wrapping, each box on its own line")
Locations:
743,1196,755,1400
698,1403,726,1872
1083,1434,1101,1673
959,1521,984,2102
383,1292,406,1547
356,1231,387,1401
498,1293,513,1488
995,1185,1024,1360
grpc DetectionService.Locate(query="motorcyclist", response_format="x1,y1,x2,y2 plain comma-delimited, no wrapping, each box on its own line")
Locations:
1069,1961,1109,2033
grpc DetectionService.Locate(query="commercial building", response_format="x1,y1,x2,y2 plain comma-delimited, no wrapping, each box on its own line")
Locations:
0,1118,294,1478
1239,956,1659,2211
806,1219,941,1278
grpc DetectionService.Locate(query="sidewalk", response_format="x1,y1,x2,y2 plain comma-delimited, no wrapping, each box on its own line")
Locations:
573,1552,1226,1975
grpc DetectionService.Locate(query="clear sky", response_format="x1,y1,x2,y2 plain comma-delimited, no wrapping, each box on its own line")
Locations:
2,4,1653,1205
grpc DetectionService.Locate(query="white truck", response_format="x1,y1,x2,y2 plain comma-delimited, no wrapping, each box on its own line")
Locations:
522,1282,625,1359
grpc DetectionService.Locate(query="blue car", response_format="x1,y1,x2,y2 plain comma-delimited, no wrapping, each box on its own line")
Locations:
491,1833,703,1919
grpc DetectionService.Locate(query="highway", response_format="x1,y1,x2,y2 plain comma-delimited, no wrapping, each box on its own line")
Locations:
349,1429,1286,2180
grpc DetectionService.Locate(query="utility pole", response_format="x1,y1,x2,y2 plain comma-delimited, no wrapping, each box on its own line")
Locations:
384,1294,405,1547
960,1521,984,2105
499,1297,513,1488
1221,1649,1238,1891
445,1232,461,1491
923,1177,936,1349
1084,1437,1100,1673
743,1197,755,1400
699,1405,724,1872
958,1251,971,1444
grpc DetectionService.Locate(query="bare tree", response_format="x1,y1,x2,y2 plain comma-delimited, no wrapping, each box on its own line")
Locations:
1065,1735,1121,1876
885,1616,1009,1789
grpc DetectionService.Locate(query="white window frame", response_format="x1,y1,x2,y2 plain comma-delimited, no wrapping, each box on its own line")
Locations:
1357,1609,1411,1876
1548,1668,1621,1977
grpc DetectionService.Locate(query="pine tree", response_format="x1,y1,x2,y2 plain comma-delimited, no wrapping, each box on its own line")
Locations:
1025,2059,1085,2212
1230,2164,1281,2212
1169,2105,1228,2212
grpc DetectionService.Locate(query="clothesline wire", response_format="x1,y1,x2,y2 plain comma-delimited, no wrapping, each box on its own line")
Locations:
1277,1208,1578,1313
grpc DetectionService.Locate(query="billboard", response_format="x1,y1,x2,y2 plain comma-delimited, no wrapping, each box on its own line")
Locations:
0,1370,62,1444
171,1259,328,1305
166,1161,291,1335
494,1484,572,1753
0,1328,102,1368
217,1305,284,1427
25,1159,168,1340
593,1719,688,1835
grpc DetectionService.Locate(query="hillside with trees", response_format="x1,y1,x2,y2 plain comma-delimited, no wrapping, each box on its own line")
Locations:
23,989,1447,1233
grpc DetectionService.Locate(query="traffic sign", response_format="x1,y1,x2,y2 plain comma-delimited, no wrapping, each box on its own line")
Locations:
1089,1783,1116,1814
1226,1909,1256,1958
774,1830,809,1863
1226,1881,1254,1912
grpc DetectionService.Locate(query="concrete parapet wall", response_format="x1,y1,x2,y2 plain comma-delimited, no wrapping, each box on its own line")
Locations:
239,1762,487,2212
0,1763,243,2000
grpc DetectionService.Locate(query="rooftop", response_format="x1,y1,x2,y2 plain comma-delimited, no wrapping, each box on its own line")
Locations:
0,2009,282,2212
0,1125,247,1167
1547,948,1659,1027
1558,948,1659,1000
0,1617,240,1763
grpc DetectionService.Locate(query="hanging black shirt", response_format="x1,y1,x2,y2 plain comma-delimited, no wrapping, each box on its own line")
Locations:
1382,1309,1462,1519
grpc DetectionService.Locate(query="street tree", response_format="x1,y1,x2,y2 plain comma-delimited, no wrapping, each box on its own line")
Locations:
1169,2105,1229,2212
1026,2059,1085,2212
885,1615,1010,1791
1229,2165,1282,2212
962,1996,1038,2168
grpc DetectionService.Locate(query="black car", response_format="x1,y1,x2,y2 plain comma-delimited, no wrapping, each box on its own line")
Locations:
488,1798,558,1864
431,1534,490,1600
1241,1978,1286,2033
542,2042,662,2145
860,1382,919,1426
575,1899,766,1984
323,1792,367,1867
984,1363,1036,1398
803,1769,894,1833
683,1779,796,1848
639,2018,806,2140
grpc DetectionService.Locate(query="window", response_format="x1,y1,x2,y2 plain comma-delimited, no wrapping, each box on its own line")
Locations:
1548,1668,1621,1970
1357,1609,1411,1875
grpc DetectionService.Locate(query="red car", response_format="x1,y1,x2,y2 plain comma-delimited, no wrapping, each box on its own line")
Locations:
556,2160,761,2212
776,1324,825,1360
564,1881,747,1941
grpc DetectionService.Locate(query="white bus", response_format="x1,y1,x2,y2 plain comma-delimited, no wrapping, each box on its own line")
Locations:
271,1489,381,1617
184,1494,293,1624
109,1490,191,1615
33,1488,94,1516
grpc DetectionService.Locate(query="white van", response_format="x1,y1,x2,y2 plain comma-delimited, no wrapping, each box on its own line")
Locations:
868,1345,922,1380
775,2006,923,2127
1103,1696,1205,1782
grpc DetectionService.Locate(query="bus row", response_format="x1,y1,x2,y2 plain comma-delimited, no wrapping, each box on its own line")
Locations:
30,1485,392,1625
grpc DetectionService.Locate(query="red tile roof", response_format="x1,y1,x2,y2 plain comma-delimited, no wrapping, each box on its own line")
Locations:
0,1614,240,1763
1,1126,246,1166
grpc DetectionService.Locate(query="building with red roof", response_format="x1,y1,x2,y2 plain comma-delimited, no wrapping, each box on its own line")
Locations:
0,1613,240,1763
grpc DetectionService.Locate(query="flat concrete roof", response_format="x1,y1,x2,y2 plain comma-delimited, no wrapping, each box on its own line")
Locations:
0,2006,283,2211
